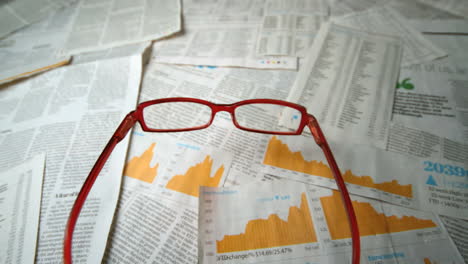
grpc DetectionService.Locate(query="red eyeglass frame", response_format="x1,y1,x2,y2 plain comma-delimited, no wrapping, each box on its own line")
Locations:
63,97,360,264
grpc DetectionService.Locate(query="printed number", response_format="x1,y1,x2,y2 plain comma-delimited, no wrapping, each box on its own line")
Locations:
423,161,466,177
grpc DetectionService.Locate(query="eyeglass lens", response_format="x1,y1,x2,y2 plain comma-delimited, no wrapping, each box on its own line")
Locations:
142,101,302,132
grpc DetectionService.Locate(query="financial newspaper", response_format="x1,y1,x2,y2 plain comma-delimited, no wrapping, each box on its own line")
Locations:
102,62,300,262
255,0,328,57
152,0,298,69
440,216,468,262
255,14,327,57
389,0,468,34
392,62,468,143
0,154,45,264
0,55,142,263
259,135,468,219
0,0,70,38
420,0,468,18
285,23,402,149
329,0,386,17
0,5,74,84
60,0,181,56
332,5,447,66
104,133,233,263
198,181,464,263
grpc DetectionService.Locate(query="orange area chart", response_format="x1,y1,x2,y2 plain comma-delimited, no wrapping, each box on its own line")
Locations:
124,143,159,183
166,155,224,197
424,258,437,264
216,193,317,253
320,191,437,240
263,136,413,198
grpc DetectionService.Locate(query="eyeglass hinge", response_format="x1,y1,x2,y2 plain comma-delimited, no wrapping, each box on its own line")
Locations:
114,111,137,142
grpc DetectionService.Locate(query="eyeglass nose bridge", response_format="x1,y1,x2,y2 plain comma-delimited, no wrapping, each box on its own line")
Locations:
208,104,238,125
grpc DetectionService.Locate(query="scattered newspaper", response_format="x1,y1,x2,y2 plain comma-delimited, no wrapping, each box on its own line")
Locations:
284,22,403,149
332,5,447,66
0,55,142,263
60,0,181,56
0,0,71,39
392,62,468,143
420,0,468,19
258,135,468,219
198,180,464,263
0,154,45,264
128,62,299,187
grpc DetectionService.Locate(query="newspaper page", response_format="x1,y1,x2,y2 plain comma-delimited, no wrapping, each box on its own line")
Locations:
0,154,45,264
391,62,468,143
440,216,468,262
332,5,447,66
0,0,71,39
329,0,386,17
420,0,468,19
256,14,327,57
132,62,299,187
198,181,464,263
389,0,468,34
60,0,181,56
0,55,142,263
104,133,233,263
255,0,328,57
285,23,403,149
153,23,297,70
152,0,298,69
0,2,78,84
387,123,467,165
258,134,468,219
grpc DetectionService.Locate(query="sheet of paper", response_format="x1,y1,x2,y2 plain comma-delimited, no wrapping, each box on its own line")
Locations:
104,134,233,263
329,0,386,17
0,0,71,39
0,28,70,85
183,0,267,24
255,14,327,57
130,62,300,188
255,0,329,57
152,23,298,70
440,215,468,262
258,134,468,219
387,123,467,165
0,154,45,264
420,0,468,19
0,55,142,263
389,0,468,34
60,0,181,56
0,2,79,84
392,62,468,143
285,22,403,149
332,5,447,66
198,180,464,263
152,0,298,69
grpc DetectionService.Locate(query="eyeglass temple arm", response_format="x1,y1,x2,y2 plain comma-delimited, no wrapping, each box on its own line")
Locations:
307,114,361,264
63,112,137,264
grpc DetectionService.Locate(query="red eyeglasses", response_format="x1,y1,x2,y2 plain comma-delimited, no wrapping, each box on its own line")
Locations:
63,97,361,264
